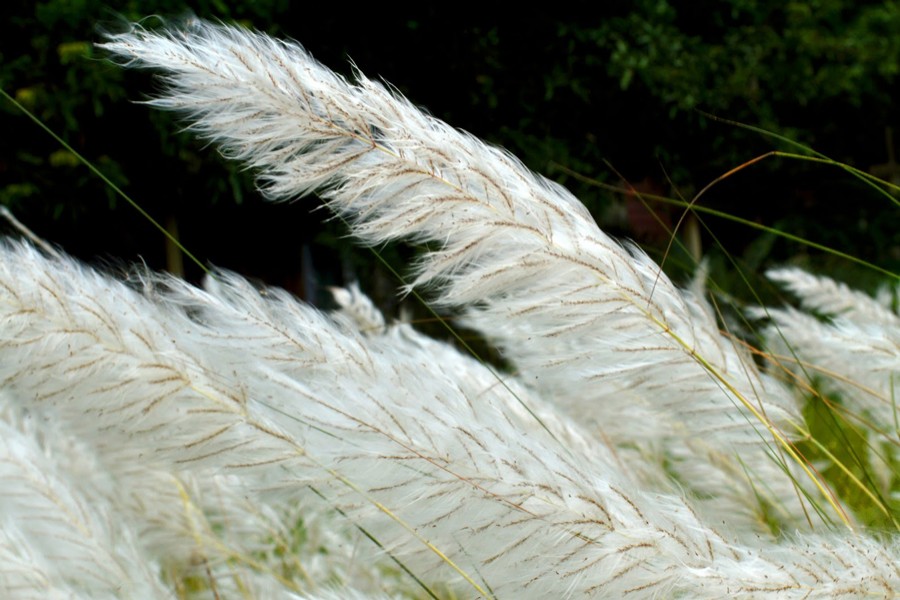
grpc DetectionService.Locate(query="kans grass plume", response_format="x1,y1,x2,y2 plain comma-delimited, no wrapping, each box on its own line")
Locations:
99,19,809,523
0,18,898,598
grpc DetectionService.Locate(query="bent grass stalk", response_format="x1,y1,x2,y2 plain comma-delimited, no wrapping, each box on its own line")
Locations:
553,160,898,281
583,147,899,531
568,148,900,533
0,87,211,278
698,111,900,207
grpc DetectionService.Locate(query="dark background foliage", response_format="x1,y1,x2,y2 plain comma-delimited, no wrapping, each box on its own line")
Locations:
1,0,898,310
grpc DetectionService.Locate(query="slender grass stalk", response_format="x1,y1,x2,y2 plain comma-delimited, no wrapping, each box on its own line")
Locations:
0,87,210,277
552,162,898,281
698,111,900,206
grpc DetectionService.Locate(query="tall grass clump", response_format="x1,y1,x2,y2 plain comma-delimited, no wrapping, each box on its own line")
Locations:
1,19,899,598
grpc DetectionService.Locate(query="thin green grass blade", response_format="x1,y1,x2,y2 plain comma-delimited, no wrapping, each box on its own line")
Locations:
0,86,211,276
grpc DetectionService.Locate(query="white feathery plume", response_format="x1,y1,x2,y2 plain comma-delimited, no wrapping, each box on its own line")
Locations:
0,241,351,596
767,267,899,325
1,241,899,597
761,269,900,501
763,269,900,425
0,527,60,600
0,244,305,477
0,387,306,598
329,281,387,335
761,268,900,508
0,241,399,597
99,21,814,525
0,399,168,599
875,280,900,309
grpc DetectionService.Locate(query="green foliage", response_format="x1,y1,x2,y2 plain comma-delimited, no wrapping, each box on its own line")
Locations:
1,2,898,295
1,0,292,278
799,386,900,530
554,2,899,278
601,1,900,116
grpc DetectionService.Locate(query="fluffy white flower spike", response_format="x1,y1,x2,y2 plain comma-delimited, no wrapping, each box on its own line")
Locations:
764,268,900,442
1,241,899,598
102,21,813,522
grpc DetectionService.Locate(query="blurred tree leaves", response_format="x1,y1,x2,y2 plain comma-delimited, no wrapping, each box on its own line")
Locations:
1,1,897,295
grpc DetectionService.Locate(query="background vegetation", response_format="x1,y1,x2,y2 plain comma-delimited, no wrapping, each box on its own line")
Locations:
1,0,898,304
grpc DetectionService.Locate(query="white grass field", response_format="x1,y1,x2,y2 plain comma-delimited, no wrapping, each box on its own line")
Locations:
1,19,898,599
